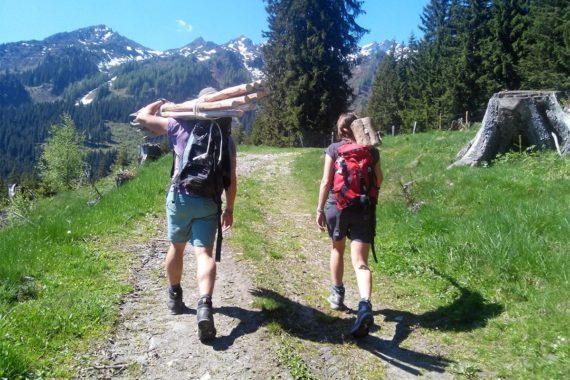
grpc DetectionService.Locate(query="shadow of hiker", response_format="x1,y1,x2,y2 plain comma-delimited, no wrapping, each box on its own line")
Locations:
247,288,454,375
208,305,267,351
380,269,504,340
170,303,265,351
356,335,453,376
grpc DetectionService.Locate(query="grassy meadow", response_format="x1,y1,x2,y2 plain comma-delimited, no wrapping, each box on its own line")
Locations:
0,128,568,378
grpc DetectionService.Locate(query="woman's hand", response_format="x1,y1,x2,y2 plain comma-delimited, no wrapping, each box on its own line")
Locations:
316,210,326,231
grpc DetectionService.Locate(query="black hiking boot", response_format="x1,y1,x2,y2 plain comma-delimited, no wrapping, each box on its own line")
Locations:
351,299,374,338
197,296,216,342
167,287,184,315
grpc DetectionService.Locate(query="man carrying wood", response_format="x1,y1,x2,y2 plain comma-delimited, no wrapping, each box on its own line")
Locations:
134,87,237,342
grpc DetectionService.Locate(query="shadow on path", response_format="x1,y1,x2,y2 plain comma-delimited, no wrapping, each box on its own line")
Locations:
210,288,452,375
203,270,503,375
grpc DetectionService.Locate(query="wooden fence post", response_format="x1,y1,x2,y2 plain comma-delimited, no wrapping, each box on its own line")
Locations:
413,121,417,134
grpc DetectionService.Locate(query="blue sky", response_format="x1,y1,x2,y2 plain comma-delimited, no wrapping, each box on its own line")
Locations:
0,1,427,50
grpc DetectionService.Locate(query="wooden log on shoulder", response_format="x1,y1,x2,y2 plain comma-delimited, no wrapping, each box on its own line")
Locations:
246,90,268,101
159,109,244,119
350,117,381,146
197,95,250,110
201,82,255,102
160,99,197,113
130,81,268,121
162,95,252,112
199,80,265,102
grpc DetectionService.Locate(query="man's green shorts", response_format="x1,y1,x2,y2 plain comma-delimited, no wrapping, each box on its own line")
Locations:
166,191,218,247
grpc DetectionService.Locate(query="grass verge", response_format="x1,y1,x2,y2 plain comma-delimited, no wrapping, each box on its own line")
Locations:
0,157,172,378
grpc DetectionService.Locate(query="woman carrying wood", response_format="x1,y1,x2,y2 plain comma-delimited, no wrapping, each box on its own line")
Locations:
316,112,383,338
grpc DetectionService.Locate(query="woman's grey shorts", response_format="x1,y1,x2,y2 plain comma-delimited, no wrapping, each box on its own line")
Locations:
325,203,374,243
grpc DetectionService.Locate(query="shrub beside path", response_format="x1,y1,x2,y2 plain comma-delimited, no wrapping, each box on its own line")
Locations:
78,152,454,379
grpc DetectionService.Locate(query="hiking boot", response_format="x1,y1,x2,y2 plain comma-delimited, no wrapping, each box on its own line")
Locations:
327,286,345,310
351,299,374,338
197,296,216,342
167,287,184,315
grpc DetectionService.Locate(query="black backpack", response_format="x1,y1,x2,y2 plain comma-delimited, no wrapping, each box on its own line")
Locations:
171,117,232,261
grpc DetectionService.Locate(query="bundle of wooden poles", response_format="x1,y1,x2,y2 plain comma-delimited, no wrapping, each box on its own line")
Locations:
130,80,266,124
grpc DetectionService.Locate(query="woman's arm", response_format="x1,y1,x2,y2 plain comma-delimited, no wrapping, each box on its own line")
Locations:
374,161,383,190
316,154,334,230
134,100,169,135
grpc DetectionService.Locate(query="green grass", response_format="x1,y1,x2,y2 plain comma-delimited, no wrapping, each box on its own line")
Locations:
276,335,318,380
232,146,302,261
293,130,569,378
0,157,172,379
233,176,270,261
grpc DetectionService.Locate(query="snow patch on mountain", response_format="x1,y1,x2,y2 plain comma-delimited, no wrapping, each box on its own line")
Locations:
76,76,117,106
223,36,264,79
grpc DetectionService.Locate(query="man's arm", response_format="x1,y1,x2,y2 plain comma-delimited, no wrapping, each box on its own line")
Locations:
135,100,169,135
221,143,237,231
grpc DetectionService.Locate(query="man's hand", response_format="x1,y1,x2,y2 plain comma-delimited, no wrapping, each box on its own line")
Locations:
133,99,169,135
134,99,164,123
221,209,233,232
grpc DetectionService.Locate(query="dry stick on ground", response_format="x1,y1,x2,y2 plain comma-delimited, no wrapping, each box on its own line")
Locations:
399,179,425,214
92,363,128,370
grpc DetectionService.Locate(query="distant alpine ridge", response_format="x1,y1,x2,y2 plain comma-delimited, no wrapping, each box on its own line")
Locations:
0,25,397,81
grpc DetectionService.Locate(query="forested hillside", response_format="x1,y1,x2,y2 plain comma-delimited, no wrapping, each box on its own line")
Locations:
367,0,570,134
0,51,251,186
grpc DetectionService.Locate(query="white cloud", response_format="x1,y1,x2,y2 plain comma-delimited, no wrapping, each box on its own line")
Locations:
176,19,193,32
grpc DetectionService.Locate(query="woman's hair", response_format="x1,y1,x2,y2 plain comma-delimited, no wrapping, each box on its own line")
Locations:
336,112,358,141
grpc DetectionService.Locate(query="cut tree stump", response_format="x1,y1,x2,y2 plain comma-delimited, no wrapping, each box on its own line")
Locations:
449,91,570,168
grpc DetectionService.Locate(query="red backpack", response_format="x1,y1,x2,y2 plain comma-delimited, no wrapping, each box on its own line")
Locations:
333,143,378,210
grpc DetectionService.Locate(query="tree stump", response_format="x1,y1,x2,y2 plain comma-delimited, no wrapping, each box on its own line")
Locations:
449,91,570,168
138,143,163,165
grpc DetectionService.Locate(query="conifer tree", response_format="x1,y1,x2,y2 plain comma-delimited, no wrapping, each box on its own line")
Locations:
483,0,530,91
37,113,86,192
400,34,432,132
449,0,492,120
519,0,570,90
0,176,7,207
367,46,403,134
254,0,366,146
417,0,455,128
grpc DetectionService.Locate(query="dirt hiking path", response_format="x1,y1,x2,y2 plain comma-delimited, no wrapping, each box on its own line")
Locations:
78,152,454,379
